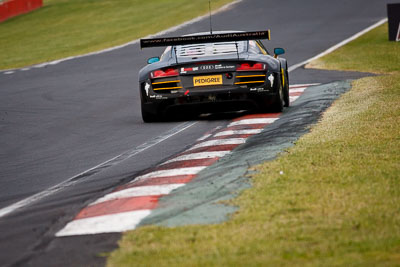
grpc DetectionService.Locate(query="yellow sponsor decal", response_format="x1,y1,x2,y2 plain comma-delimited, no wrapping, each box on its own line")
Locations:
193,75,223,87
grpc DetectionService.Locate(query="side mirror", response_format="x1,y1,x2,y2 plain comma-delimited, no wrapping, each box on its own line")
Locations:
274,48,285,56
147,57,160,64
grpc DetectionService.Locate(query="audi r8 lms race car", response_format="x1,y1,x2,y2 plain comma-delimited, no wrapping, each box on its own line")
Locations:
139,30,289,122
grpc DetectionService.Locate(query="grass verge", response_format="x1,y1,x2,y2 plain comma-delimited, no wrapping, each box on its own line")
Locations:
107,24,400,266
306,24,399,74
0,0,233,70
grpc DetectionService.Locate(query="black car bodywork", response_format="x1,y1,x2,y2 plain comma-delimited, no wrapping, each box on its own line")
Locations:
138,31,289,122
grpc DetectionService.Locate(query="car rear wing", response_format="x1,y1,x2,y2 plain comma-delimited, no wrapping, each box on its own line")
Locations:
140,30,271,49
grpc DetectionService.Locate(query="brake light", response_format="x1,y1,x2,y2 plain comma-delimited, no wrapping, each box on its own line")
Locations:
151,68,179,78
237,63,266,71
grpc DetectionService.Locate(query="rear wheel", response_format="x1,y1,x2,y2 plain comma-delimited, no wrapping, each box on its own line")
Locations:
141,103,159,123
283,70,290,107
271,78,284,112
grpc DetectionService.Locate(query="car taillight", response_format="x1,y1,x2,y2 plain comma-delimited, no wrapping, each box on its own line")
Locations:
151,68,179,78
237,63,266,71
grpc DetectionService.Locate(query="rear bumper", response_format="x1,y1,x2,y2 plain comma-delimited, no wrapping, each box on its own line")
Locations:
140,72,281,116
141,90,277,116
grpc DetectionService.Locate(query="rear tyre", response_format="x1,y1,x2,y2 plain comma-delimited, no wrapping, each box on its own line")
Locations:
141,104,159,123
271,79,284,113
283,70,290,107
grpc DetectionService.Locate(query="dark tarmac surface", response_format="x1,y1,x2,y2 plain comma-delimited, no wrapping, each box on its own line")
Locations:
0,0,390,266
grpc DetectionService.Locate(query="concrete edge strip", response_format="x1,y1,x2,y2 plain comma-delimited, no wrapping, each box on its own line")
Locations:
288,18,388,73
1,0,243,74
56,85,311,236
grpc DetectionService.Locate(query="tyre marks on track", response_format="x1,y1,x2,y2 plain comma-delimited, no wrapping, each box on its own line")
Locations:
56,84,316,237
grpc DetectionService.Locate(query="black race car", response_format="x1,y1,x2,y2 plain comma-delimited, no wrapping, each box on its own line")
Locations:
139,30,289,122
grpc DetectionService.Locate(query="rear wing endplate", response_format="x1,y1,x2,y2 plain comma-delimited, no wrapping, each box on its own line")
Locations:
140,30,270,49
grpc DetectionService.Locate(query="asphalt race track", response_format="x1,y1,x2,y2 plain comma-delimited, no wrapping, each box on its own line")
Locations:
0,0,391,266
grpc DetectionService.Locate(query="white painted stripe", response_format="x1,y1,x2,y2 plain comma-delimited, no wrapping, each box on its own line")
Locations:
33,63,47,68
163,151,231,164
288,18,388,72
197,133,212,141
289,83,320,89
228,118,279,127
214,129,263,137
90,184,185,205
56,210,152,236
0,121,197,219
1,0,243,73
290,96,300,102
134,166,206,181
186,138,246,151
289,88,307,93
4,71,14,75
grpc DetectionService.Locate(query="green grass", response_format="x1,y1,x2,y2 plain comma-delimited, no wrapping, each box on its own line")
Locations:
107,23,400,266
307,24,400,74
0,0,233,70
